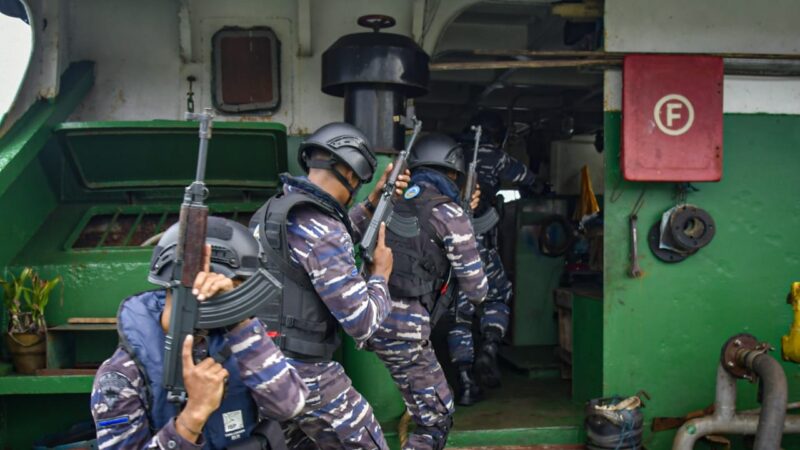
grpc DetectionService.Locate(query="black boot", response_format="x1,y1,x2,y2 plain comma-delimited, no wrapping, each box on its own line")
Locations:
475,330,502,388
457,365,482,406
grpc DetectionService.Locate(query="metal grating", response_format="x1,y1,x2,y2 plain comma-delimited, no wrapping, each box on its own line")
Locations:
71,210,252,249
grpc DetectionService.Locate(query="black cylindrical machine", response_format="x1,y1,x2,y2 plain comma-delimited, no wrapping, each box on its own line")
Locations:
322,15,429,153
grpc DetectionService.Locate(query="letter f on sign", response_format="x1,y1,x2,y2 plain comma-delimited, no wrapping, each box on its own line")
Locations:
666,102,683,127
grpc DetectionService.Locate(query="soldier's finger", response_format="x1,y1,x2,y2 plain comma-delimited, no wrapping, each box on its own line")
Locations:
203,244,212,272
182,335,195,371
209,363,227,375
195,356,217,370
198,274,222,300
203,277,232,300
192,271,209,296
217,368,230,382
395,174,410,194
377,222,386,249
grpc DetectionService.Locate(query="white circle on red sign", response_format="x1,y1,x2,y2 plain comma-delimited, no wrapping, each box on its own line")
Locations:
653,94,695,136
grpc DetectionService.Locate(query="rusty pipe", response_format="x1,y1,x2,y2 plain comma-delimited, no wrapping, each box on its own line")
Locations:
750,353,788,449
673,362,792,450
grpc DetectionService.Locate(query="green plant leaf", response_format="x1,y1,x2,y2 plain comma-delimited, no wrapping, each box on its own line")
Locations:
5,268,60,333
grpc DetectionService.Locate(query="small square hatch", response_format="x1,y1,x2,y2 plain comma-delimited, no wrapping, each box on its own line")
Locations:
55,121,288,190
213,27,281,113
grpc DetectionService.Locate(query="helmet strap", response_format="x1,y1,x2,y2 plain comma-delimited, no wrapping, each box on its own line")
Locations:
306,158,360,204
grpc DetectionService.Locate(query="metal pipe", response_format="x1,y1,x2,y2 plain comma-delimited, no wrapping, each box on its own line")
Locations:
673,360,791,450
714,364,737,421
344,85,404,154
751,353,788,450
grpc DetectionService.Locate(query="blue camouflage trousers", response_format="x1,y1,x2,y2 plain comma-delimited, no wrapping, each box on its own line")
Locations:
447,242,512,366
282,361,389,450
368,300,455,450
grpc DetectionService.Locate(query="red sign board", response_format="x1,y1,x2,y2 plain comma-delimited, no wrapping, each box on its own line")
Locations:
622,54,723,181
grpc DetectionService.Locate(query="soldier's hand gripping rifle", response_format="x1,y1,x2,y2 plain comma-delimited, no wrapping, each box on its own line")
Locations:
360,116,423,263
464,125,500,235
163,108,282,404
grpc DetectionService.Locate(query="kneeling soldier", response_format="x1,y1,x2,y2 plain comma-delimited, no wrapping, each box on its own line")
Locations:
91,217,308,449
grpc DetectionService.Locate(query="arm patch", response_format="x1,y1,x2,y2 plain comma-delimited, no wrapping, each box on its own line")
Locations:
96,371,131,409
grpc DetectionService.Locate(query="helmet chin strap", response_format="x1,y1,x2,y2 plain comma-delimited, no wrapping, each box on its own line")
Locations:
306,158,361,205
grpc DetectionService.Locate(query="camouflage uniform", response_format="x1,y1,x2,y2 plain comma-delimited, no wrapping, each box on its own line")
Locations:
369,178,488,450
274,179,392,450
448,143,534,366
91,312,308,450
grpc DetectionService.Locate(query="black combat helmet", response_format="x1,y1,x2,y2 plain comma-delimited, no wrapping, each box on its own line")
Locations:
298,122,378,197
408,133,466,177
468,109,505,144
148,216,261,288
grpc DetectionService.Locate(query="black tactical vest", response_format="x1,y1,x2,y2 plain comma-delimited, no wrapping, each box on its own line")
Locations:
386,186,452,311
251,191,344,362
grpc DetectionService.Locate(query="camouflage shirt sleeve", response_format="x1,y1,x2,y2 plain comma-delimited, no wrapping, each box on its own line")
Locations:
348,200,372,242
497,151,536,187
226,317,309,421
91,348,205,450
287,206,392,344
429,201,488,305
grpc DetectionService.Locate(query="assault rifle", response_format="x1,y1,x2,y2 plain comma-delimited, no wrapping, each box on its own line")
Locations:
464,125,500,235
360,115,423,263
163,108,283,404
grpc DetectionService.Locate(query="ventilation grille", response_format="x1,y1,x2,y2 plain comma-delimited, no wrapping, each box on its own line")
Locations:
71,210,252,249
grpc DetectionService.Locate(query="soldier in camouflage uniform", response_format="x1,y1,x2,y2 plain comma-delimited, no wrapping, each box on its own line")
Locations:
368,133,488,450
91,217,309,449
250,122,409,450
448,110,537,402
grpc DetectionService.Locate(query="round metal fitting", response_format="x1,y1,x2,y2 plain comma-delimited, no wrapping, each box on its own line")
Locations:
669,205,716,251
357,14,396,32
647,222,693,263
720,333,769,380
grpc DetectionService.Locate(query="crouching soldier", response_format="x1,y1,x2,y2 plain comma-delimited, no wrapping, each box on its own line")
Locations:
367,133,488,450
91,217,309,449
250,122,409,449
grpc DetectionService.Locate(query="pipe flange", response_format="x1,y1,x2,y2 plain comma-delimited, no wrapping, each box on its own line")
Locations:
669,205,716,251
721,333,770,381
648,222,694,263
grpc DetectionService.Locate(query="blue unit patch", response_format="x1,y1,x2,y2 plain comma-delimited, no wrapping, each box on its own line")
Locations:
98,416,131,428
404,185,421,200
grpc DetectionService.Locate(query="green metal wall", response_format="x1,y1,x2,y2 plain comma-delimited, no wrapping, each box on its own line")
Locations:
603,112,800,449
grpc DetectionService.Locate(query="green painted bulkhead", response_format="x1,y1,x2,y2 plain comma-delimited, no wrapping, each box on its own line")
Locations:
603,112,800,449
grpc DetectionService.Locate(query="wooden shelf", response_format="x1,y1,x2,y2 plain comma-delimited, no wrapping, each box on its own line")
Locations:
0,374,94,395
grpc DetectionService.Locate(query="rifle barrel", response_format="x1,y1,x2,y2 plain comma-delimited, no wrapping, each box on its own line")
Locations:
195,138,209,183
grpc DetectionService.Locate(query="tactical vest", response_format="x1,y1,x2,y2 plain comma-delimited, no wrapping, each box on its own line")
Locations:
386,185,452,311
252,191,343,362
116,291,259,449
